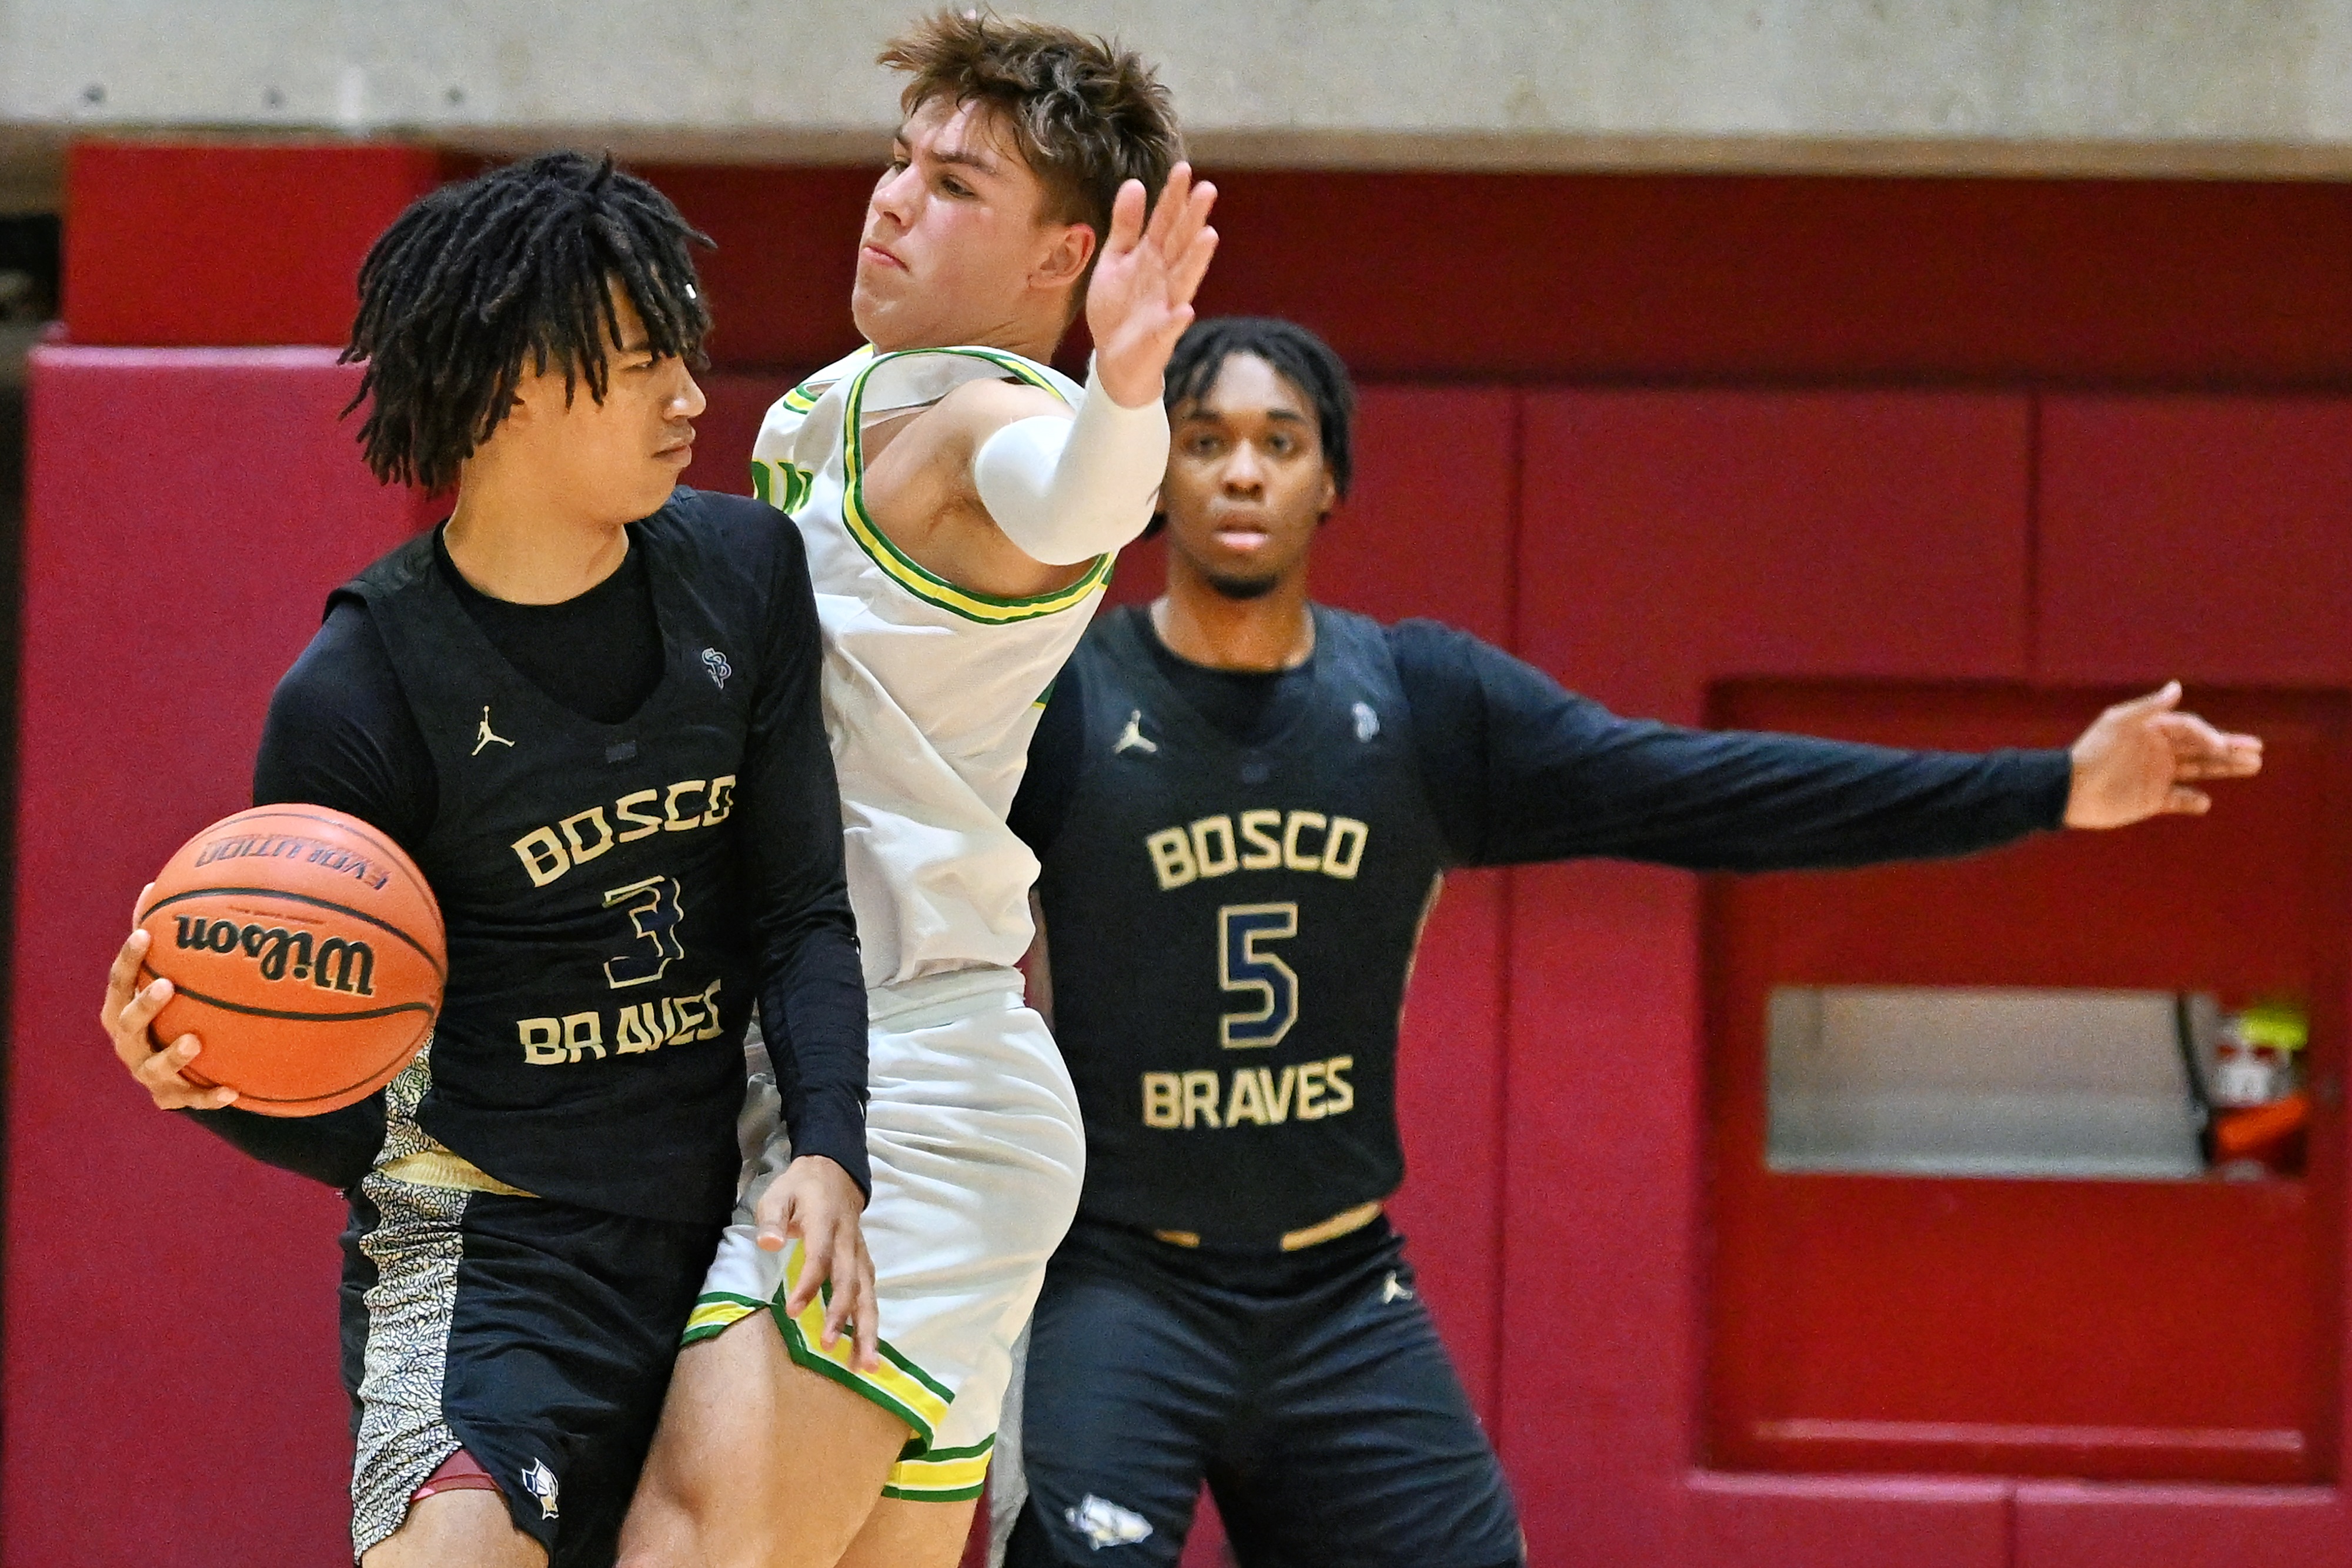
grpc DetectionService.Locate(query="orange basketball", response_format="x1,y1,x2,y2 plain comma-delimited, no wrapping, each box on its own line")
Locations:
135,805,445,1116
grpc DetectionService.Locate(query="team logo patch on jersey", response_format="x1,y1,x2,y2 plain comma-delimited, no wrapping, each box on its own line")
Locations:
1114,709,1158,756
473,706,514,756
1067,1494,1153,1549
520,1457,560,1519
701,647,733,689
1353,701,1381,743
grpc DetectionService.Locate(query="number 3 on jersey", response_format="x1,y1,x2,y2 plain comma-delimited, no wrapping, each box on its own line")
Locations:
604,875,686,988
1220,902,1299,1048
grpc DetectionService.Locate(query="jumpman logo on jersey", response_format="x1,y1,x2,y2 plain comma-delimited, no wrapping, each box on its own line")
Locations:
1114,709,1158,756
1381,1271,1416,1305
473,706,514,756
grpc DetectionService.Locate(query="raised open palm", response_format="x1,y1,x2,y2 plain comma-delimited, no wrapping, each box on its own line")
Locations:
1085,161,1220,407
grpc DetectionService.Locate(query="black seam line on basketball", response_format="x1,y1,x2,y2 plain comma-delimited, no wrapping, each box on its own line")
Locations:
158,975,440,1023
209,809,443,935
186,1032,429,1104
142,888,445,979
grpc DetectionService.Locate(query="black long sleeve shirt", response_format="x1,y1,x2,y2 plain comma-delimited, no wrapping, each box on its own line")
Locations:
1013,614,2072,872
188,504,868,1195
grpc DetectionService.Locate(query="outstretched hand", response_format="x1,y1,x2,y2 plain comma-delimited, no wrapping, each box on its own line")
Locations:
1084,162,1219,409
2064,681,2263,829
755,1154,881,1370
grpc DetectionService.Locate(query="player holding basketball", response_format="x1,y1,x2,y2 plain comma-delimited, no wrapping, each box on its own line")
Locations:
99,154,877,1568
614,15,1212,1568
996,317,2264,1567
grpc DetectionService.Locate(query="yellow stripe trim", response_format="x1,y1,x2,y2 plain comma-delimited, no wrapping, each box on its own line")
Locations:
1154,1201,1382,1253
684,1296,760,1341
886,1451,993,1490
775,1243,952,1445
840,347,1112,624
782,347,868,413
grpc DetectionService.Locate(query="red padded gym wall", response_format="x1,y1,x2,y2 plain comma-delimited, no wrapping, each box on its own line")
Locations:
1505,390,2035,1568
5,145,439,1567
19,147,2352,1568
5,348,429,1567
1709,684,2344,1486
2010,398,2352,1567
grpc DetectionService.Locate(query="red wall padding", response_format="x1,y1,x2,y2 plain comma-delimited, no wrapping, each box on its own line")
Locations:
641,169,2352,386
64,143,443,348
25,146,2352,1568
1504,389,2352,1566
4,348,428,1567
64,153,2352,393
2036,397,2352,686
1709,684,2344,1486
1174,174,2352,387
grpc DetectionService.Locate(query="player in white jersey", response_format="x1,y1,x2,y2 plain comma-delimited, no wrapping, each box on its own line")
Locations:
616,15,1217,1568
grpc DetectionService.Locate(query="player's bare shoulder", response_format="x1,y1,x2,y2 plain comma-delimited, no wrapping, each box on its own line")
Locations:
856,376,1086,601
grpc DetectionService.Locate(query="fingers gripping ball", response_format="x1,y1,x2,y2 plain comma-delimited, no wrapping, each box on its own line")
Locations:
135,806,445,1116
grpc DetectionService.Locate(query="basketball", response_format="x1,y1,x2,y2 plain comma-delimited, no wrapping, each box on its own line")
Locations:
134,805,445,1117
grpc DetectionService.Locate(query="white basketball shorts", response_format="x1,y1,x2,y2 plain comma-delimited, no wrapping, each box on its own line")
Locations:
686,967,1084,1500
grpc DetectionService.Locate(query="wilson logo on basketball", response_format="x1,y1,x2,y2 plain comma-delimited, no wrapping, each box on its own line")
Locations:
172,917,377,997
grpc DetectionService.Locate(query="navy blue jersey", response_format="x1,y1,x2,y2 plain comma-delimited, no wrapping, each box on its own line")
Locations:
199,490,867,1220
1034,607,1452,1243
1018,606,2072,1244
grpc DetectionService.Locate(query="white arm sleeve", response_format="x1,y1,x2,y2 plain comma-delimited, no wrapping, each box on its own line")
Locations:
971,363,1170,566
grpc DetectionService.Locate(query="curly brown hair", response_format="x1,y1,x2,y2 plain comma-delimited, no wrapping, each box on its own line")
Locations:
879,10,1184,242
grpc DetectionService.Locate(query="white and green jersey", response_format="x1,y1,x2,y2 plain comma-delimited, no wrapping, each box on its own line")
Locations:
752,345,1114,989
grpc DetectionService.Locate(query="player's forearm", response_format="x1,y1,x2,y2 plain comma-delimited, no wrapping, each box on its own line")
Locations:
973,363,1169,566
756,918,871,1198
178,1096,386,1188
1507,726,2073,871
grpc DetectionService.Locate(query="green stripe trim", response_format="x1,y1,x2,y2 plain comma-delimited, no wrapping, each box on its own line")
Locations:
783,348,867,413
870,1332,956,1405
911,1435,995,1462
770,1302,937,1449
751,457,813,514
881,1480,987,1502
679,1290,767,1347
840,347,1111,624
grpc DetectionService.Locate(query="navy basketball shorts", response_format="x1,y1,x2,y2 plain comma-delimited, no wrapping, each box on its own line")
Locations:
1001,1216,1524,1568
338,1170,721,1566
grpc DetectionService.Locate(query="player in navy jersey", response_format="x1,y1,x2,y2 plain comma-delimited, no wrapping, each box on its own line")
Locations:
98,154,874,1568
996,317,2266,1567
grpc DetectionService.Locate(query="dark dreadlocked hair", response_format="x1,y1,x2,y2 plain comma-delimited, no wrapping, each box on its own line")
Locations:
1155,317,1355,536
342,151,713,492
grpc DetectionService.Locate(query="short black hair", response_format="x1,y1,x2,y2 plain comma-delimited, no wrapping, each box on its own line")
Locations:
342,151,713,492
1163,316,1355,498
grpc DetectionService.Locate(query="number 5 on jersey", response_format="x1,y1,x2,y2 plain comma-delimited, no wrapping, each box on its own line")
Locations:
1220,902,1299,1048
